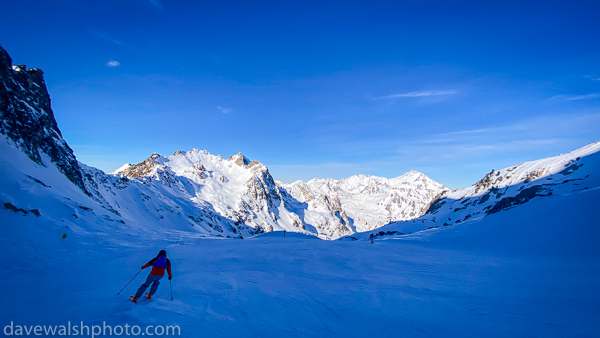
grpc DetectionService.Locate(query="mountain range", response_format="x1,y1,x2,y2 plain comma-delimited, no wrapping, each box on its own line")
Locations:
1,44,599,242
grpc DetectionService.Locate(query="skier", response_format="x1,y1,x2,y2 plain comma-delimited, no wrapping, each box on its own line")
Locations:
130,250,172,303
370,233,374,243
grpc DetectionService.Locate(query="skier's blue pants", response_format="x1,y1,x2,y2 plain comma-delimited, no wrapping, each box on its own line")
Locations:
134,274,163,299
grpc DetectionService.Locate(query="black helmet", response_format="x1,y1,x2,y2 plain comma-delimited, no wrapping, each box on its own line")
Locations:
158,250,167,257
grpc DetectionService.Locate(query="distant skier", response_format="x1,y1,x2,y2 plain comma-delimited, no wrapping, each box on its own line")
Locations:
370,233,374,243
283,230,286,237
130,250,172,303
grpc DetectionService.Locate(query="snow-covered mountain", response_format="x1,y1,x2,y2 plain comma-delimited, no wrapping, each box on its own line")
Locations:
1,43,598,243
0,44,446,239
279,172,449,235
100,150,308,237
106,150,447,239
353,141,600,241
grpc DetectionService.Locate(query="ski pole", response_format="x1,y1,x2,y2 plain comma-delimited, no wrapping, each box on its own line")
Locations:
169,279,173,300
117,269,142,295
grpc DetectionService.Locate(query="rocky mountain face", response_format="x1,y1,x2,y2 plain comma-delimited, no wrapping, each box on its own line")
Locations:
0,45,87,193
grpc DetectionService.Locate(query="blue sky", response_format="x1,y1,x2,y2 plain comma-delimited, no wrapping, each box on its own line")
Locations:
2,0,599,189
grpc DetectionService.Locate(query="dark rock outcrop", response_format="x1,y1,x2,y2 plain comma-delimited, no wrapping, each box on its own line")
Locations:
0,45,87,194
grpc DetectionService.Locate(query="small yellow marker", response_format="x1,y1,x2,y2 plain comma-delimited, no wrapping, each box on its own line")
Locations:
60,233,67,248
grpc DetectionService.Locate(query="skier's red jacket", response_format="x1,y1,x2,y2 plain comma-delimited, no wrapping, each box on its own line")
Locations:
142,257,172,279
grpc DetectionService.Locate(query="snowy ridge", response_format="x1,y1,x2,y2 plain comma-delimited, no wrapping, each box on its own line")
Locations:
426,141,600,223
352,141,600,240
446,141,600,199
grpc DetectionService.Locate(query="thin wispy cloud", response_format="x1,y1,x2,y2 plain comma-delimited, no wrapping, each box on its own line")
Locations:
435,113,600,142
106,60,121,68
376,90,458,100
438,127,501,136
565,93,600,101
550,93,600,101
435,123,534,138
90,29,123,46
217,106,232,114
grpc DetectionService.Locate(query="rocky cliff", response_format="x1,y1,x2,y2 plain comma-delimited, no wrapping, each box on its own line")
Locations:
0,45,87,193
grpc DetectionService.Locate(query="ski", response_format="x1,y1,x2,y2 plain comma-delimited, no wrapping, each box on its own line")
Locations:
129,296,137,304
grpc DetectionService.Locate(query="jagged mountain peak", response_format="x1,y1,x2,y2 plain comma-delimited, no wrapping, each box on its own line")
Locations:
75,146,300,237
228,152,251,166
